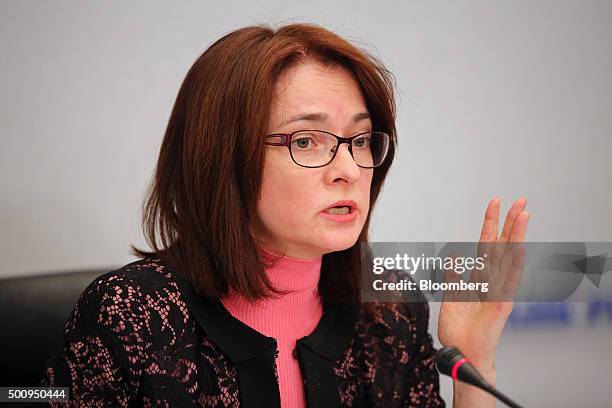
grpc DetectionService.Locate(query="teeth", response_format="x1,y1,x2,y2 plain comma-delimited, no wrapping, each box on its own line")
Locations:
326,206,350,215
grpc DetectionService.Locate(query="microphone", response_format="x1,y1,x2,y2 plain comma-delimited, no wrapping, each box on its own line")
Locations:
435,346,525,408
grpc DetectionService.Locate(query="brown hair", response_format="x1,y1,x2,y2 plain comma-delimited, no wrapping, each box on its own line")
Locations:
131,23,397,309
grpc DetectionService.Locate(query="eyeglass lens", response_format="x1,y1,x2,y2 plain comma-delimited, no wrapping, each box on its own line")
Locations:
290,131,389,168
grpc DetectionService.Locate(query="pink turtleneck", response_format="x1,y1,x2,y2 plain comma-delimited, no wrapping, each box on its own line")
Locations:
220,248,323,408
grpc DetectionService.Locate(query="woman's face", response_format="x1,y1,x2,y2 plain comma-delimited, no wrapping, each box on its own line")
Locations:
254,60,374,259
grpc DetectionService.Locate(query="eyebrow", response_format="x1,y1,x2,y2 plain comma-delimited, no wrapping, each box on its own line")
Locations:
278,111,371,128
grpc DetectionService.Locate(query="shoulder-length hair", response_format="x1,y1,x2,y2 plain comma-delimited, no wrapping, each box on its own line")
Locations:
131,23,397,309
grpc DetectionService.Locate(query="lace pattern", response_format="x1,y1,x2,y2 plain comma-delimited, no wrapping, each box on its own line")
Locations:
40,258,445,407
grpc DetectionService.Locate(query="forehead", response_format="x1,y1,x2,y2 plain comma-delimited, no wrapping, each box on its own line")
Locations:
270,60,369,127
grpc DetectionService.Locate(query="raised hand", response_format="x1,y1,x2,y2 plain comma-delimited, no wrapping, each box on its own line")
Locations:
438,197,530,408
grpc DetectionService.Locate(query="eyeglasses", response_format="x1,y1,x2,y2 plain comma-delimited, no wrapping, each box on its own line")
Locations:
265,130,390,169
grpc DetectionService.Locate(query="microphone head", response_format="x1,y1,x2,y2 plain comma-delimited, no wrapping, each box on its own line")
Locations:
435,346,464,376
436,346,524,408
435,346,488,389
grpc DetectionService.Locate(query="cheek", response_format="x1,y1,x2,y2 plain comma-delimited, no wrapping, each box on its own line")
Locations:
260,178,315,215
258,161,319,228
359,171,374,211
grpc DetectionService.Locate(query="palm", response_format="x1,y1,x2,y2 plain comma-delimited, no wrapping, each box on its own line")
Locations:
438,198,530,365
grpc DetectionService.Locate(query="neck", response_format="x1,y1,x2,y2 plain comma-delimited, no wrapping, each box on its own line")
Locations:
259,243,324,264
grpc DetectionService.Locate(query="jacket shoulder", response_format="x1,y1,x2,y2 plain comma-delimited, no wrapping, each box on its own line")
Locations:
67,257,186,333
83,257,179,299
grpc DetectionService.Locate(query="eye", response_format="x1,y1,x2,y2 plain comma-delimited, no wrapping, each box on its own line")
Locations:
293,136,314,149
353,134,371,148
292,133,323,150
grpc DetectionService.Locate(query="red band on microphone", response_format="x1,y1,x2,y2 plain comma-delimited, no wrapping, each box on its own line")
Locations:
451,357,468,380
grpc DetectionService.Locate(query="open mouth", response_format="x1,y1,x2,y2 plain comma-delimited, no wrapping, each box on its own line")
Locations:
324,206,352,215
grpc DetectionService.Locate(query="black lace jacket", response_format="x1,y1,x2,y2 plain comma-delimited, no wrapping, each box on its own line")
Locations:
40,257,446,407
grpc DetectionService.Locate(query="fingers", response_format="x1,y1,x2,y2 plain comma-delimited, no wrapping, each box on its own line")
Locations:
478,198,501,264
497,211,529,300
500,197,527,242
479,200,530,303
508,211,530,242
479,197,501,242
479,197,527,261
500,242,526,301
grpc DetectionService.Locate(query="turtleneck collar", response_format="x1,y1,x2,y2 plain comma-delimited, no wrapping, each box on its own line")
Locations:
219,246,323,336
258,246,322,294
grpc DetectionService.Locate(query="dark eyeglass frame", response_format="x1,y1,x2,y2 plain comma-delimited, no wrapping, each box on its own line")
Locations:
265,129,390,169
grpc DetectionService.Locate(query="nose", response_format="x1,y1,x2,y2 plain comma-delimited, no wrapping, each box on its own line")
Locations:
326,143,361,183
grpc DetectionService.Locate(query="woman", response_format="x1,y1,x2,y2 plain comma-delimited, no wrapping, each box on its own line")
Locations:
41,23,529,407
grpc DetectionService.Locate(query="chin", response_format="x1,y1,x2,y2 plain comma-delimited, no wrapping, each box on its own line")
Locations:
318,235,361,254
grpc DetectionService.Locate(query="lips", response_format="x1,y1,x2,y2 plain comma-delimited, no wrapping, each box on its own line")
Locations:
320,200,359,223
323,200,357,213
